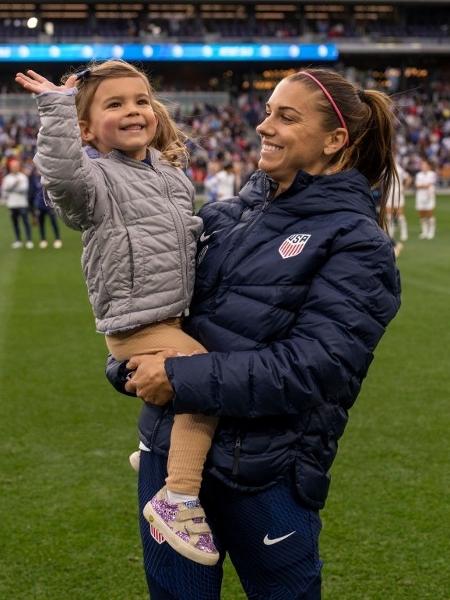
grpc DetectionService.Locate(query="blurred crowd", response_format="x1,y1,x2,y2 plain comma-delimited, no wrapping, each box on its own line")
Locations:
179,95,263,196
1,81,450,209
395,83,450,185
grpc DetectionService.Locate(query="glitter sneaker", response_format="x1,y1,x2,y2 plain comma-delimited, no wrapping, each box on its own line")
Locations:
143,486,219,566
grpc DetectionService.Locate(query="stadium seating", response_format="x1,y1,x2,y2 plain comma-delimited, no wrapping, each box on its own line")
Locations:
1,83,449,190
0,2,449,43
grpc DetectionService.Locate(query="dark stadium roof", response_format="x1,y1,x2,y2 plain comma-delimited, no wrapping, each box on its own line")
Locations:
1,0,449,4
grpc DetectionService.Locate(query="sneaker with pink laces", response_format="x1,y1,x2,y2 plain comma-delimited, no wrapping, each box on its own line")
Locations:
143,486,219,566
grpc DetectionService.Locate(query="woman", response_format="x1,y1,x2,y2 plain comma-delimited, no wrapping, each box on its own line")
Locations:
28,166,63,249
415,158,437,240
386,160,410,244
107,69,401,599
1,157,33,249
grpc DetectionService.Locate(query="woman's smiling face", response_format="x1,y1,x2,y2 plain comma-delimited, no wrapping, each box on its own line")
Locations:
256,78,333,191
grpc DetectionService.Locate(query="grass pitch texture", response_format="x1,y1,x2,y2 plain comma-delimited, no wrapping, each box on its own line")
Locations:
0,197,449,599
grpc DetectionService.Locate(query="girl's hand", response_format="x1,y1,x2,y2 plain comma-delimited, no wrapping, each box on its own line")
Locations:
15,70,78,95
125,350,179,405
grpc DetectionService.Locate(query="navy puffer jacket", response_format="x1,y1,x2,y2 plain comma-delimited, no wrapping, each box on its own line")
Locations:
107,168,401,510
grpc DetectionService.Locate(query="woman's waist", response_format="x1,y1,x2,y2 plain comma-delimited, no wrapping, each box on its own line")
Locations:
138,408,304,463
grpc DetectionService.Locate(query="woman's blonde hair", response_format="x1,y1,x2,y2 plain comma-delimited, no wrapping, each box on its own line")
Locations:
287,69,399,228
62,59,188,167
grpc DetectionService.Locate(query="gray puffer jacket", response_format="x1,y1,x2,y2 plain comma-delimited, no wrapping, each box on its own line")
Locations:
34,91,202,334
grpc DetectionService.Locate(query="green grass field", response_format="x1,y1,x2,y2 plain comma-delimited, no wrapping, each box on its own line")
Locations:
1,196,449,600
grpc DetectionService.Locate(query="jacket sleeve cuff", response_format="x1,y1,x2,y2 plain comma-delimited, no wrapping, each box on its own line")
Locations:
166,351,247,417
105,354,137,397
165,354,217,415
36,87,78,98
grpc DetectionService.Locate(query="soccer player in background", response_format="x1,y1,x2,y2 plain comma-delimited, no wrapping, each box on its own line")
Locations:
415,158,437,239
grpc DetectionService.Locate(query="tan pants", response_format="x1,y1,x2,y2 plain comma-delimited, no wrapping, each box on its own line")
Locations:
106,318,218,496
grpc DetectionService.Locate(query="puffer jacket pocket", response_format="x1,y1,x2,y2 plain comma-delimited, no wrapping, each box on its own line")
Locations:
100,227,134,299
124,224,146,294
81,228,111,319
81,226,133,318
208,417,298,488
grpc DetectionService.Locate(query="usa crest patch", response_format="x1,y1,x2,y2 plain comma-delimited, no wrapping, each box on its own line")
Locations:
150,524,166,544
278,234,311,259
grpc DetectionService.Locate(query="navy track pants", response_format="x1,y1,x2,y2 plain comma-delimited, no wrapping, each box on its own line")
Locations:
138,451,322,600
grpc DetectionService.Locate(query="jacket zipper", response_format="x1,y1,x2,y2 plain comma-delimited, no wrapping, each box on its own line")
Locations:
232,432,242,476
239,174,276,236
214,174,275,283
226,176,275,475
262,174,278,211
244,174,276,224
158,169,189,304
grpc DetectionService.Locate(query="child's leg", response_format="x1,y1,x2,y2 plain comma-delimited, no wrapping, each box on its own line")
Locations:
166,413,218,497
135,323,218,498
106,319,218,497
106,320,220,565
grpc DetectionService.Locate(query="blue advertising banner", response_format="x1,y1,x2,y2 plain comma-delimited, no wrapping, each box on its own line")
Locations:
0,42,338,62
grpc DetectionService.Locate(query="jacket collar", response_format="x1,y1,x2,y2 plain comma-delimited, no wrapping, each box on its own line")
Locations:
83,145,161,169
107,147,161,169
239,169,377,220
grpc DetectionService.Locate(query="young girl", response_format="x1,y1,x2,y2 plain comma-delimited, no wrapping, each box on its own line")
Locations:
15,60,219,566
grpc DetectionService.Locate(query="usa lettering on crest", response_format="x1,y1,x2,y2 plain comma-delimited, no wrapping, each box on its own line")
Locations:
278,234,311,259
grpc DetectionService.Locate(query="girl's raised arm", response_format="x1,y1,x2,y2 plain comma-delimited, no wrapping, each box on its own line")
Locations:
18,68,104,231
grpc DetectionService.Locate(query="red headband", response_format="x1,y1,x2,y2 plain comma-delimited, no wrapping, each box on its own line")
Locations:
298,71,348,140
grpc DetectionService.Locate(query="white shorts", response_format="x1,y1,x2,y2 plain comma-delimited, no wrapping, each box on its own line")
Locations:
415,196,435,211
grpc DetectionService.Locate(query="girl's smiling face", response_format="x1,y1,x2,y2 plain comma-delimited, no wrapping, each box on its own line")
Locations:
79,76,158,160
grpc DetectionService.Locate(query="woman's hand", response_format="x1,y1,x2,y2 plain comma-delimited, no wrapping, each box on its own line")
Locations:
124,350,178,406
15,70,78,95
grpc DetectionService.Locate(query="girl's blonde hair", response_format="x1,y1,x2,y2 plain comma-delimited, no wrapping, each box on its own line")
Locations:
62,59,188,167
287,69,399,228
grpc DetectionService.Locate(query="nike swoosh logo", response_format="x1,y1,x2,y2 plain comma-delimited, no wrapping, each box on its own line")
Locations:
200,231,212,243
263,531,296,546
